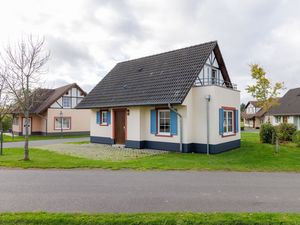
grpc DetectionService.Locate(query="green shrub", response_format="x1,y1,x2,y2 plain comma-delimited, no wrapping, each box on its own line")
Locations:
276,123,297,142
292,130,300,147
260,123,276,144
241,122,245,131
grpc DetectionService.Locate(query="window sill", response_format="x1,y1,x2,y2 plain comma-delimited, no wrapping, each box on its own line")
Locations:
54,128,71,130
100,124,109,126
222,133,236,138
155,134,173,137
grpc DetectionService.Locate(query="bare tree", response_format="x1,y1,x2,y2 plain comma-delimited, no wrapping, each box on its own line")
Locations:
0,35,50,160
0,76,12,155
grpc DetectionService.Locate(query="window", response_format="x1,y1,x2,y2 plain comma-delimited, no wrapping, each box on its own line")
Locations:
55,117,71,130
62,97,71,108
275,116,281,123
223,110,234,135
211,69,217,85
101,111,108,125
158,110,171,135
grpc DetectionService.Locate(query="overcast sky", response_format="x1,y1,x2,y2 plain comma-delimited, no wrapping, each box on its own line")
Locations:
0,0,299,103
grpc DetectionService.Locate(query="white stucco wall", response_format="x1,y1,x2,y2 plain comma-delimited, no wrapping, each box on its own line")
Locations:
90,109,112,138
189,86,240,145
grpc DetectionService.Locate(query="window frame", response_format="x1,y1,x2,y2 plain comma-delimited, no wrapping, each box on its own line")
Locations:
223,109,235,136
157,109,171,136
275,116,281,123
100,110,108,126
54,117,71,130
62,96,72,108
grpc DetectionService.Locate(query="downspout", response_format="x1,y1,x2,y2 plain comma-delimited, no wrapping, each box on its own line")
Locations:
205,95,211,155
168,103,183,153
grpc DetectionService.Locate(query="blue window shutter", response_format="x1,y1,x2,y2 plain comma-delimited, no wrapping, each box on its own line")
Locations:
96,111,100,124
170,110,178,135
235,109,239,133
150,109,157,134
219,108,224,135
107,111,111,125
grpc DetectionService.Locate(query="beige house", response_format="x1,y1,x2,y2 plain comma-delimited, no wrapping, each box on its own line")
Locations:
12,83,90,136
77,41,241,153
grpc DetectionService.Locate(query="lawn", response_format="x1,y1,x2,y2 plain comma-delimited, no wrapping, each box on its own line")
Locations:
3,134,89,142
1,212,300,225
1,132,300,171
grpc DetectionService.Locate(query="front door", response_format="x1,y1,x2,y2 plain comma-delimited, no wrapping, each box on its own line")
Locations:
114,110,126,144
22,118,31,135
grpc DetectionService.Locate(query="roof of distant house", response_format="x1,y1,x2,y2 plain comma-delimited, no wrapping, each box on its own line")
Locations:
12,83,86,114
76,41,233,109
269,87,300,115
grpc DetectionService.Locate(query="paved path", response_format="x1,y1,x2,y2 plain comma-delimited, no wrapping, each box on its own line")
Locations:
0,170,300,212
3,137,89,148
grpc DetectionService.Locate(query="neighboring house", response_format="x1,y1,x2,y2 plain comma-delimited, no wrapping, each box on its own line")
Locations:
12,83,90,136
77,41,240,153
268,87,300,130
242,101,265,129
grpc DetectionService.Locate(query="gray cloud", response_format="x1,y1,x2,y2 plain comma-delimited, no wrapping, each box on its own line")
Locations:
2,0,300,101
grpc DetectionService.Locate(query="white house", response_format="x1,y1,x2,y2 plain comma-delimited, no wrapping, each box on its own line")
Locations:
77,41,241,153
269,87,300,130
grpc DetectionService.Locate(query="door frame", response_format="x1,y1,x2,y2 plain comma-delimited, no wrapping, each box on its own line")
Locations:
112,108,127,144
22,117,32,135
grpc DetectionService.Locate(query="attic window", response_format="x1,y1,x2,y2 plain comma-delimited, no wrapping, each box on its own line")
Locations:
137,67,144,72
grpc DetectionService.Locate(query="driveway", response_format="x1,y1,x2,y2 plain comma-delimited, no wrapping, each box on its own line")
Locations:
0,170,300,212
3,137,89,148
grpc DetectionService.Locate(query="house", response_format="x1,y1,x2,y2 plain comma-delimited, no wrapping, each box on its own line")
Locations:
268,87,300,130
242,101,266,129
12,83,90,136
76,41,241,153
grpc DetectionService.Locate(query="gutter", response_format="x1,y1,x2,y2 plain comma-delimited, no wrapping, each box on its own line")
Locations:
168,103,183,153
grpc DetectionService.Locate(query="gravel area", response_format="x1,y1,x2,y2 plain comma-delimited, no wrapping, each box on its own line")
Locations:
37,143,168,161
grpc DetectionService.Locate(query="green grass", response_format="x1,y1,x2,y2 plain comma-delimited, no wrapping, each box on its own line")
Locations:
65,140,90,145
1,212,300,225
1,132,300,171
3,134,89,143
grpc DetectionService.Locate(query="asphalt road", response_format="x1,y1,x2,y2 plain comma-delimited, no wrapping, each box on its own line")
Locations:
0,170,300,212
3,137,89,148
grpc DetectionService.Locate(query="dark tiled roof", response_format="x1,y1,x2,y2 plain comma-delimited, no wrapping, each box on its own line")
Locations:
77,41,232,109
269,87,300,115
13,83,86,114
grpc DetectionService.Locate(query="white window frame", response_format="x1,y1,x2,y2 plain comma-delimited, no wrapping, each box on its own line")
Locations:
275,116,281,124
157,109,171,135
223,110,234,136
54,117,71,130
62,96,71,108
101,111,108,125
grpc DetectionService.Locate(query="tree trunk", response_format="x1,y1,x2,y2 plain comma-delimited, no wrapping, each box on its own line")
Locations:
24,111,30,161
0,121,3,156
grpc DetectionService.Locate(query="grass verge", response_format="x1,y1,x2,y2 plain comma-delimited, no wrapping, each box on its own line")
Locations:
1,212,300,225
1,132,300,171
3,134,89,143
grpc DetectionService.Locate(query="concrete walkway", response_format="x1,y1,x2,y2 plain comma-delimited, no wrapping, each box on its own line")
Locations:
0,170,300,212
3,137,90,148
